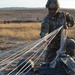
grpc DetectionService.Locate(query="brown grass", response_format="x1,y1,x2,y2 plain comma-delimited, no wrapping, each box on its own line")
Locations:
0,23,41,41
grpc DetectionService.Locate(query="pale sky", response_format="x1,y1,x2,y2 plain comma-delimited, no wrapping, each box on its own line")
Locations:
0,0,75,9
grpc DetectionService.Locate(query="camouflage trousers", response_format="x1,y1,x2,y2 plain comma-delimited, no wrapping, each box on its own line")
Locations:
45,39,75,62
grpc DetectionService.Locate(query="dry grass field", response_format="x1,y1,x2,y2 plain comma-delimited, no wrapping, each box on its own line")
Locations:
0,23,41,40
0,22,41,50
0,22,75,50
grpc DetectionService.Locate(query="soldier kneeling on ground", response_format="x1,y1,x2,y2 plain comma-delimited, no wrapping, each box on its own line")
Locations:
40,0,75,62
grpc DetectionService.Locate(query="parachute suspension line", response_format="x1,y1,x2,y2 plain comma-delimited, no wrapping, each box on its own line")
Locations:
22,38,56,75
15,40,49,75
12,26,62,73
0,39,42,64
33,27,61,66
0,38,42,66
0,33,51,71
0,39,40,58
18,27,62,75
0,26,63,74
7,39,49,75
18,39,51,75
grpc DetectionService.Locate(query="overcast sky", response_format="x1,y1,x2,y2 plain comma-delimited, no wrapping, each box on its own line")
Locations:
0,0,75,9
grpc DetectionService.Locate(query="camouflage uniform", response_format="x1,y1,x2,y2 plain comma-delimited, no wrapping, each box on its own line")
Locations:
40,0,75,62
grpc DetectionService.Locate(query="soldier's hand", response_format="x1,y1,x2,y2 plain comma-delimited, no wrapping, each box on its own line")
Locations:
64,25,68,29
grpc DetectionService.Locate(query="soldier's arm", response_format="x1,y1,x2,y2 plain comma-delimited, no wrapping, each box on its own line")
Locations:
66,12,74,27
40,16,49,38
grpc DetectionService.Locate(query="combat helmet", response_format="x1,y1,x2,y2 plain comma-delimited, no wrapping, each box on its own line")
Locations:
46,0,60,8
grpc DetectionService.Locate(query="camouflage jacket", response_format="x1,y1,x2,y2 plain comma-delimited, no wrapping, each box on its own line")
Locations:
40,11,74,48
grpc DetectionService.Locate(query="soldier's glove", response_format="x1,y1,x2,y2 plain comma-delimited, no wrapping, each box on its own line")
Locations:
64,25,68,29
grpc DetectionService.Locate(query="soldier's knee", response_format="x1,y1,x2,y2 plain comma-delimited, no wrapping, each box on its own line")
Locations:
66,39,75,57
70,39,75,49
66,39,75,49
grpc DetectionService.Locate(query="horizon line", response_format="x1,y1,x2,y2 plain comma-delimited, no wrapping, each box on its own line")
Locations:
0,7,75,10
